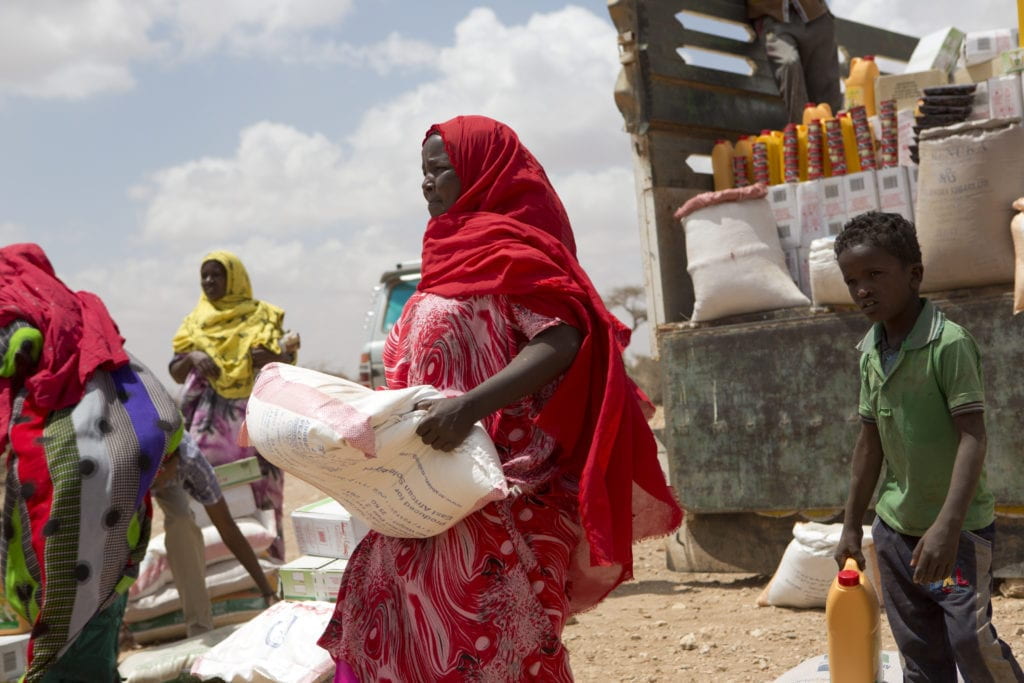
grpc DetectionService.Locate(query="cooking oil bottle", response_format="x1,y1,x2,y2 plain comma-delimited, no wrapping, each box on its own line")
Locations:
837,113,862,174
734,135,754,184
711,139,735,190
756,129,783,185
844,56,880,117
802,102,834,127
826,557,881,683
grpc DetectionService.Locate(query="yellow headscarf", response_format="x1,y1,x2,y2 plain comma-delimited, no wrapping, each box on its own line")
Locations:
171,250,284,399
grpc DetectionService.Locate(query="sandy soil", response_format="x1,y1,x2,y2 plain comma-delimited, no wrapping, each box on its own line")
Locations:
145,472,1024,683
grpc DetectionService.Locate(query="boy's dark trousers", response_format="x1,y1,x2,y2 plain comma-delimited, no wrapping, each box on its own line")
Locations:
873,518,1024,682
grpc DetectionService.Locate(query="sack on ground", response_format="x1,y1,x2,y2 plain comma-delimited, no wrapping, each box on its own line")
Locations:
676,188,810,322
190,600,335,683
916,118,1024,292
119,623,242,683
126,557,279,623
773,650,903,682
242,364,508,539
127,589,266,645
808,237,850,306
757,522,882,609
131,510,276,600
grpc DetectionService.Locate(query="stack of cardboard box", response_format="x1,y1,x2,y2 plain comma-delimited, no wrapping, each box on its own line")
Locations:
769,166,914,297
278,498,370,604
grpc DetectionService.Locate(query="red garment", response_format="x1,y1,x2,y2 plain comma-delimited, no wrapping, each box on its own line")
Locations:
0,243,128,451
421,115,682,607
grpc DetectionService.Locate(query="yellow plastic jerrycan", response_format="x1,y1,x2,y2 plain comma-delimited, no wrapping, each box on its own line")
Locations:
826,558,881,683
802,102,834,127
711,139,735,191
756,129,783,185
734,135,754,183
845,56,880,117
837,113,862,174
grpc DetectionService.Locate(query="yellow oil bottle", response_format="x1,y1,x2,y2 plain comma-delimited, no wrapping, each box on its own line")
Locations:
711,139,735,190
826,558,881,683
844,56,880,117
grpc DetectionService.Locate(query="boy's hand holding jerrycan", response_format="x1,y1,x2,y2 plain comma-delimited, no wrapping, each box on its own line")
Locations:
826,557,881,682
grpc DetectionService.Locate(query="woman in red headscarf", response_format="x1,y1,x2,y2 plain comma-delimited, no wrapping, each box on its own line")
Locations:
318,116,682,682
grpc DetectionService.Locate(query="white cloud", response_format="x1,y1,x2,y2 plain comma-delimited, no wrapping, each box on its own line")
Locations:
0,1,158,99
830,1,1017,37
163,0,355,57
278,32,439,74
0,0,364,100
128,5,642,381
138,123,355,241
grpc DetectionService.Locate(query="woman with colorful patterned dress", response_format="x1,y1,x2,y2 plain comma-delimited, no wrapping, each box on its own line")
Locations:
0,243,183,681
169,250,298,561
318,115,683,682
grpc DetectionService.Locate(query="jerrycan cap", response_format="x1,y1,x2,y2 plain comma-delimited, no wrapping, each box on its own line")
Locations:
838,569,860,587
715,138,728,144
760,129,772,135
805,102,816,108
864,55,876,60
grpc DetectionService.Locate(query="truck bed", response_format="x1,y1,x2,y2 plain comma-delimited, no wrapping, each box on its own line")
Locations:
660,287,1024,513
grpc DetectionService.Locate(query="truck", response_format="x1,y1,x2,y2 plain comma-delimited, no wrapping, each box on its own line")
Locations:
608,0,1024,575
357,260,421,389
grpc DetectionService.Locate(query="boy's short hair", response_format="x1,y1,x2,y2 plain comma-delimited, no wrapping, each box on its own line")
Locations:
833,211,922,266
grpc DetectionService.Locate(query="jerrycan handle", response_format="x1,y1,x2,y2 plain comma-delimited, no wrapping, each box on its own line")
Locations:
843,557,859,572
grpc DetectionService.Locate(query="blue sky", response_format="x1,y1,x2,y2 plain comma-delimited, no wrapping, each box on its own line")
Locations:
1,1,1016,387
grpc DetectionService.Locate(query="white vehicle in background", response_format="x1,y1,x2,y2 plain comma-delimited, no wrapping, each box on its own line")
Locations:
358,260,421,388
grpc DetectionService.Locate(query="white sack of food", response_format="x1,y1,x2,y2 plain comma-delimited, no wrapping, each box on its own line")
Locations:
131,510,277,600
774,651,905,683
120,623,242,683
916,118,1024,292
808,237,851,306
190,600,335,683
681,194,810,321
756,522,881,609
126,557,279,623
242,363,508,539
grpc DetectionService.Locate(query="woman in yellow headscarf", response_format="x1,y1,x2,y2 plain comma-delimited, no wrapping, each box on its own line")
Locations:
170,250,299,560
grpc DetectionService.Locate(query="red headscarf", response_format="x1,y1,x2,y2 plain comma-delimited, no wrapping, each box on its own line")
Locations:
419,115,682,609
0,243,129,451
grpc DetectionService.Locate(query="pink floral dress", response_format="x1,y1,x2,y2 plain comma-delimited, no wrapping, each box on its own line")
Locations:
318,292,581,682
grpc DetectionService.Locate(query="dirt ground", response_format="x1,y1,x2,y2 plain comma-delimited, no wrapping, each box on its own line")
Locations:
146,471,1024,683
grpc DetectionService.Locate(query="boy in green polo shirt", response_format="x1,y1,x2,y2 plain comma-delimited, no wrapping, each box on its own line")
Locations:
832,212,1022,681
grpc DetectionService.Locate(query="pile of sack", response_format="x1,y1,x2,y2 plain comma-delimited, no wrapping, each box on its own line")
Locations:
125,478,280,644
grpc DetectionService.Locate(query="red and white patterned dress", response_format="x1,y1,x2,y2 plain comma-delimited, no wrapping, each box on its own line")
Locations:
318,292,581,682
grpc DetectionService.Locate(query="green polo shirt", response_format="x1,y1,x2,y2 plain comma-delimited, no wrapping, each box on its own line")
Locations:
857,299,994,536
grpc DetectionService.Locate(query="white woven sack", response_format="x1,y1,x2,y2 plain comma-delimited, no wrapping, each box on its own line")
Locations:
242,363,508,539
190,601,335,683
917,118,1024,292
808,237,851,306
684,197,810,321
756,522,881,609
